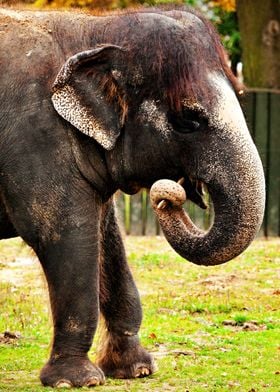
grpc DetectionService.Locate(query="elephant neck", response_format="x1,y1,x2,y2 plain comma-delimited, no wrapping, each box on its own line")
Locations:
69,130,118,202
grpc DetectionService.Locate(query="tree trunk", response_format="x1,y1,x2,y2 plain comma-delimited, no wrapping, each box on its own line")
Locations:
236,0,280,89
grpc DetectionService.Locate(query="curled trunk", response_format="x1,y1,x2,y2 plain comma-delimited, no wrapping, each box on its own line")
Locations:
150,166,265,266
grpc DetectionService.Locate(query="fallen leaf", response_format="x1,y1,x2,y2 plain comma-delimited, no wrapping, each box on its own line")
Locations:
228,381,241,387
223,320,237,326
4,331,21,339
242,322,267,331
172,350,195,357
220,347,231,352
0,331,21,344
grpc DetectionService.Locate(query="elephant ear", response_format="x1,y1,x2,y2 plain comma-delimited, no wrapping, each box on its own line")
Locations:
51,45,126,150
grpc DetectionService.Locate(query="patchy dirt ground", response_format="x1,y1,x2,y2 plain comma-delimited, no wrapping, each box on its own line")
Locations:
0,256,41,285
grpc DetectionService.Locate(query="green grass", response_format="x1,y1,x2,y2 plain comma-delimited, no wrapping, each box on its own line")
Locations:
0,237,280,391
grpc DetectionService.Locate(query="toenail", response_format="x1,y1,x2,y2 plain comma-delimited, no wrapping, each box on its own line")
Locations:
55,379,72,388
86,377,100,387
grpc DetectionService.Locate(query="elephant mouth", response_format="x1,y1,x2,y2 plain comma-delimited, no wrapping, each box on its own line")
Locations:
180,176,208,210
153,176,208,212
121,175,208,211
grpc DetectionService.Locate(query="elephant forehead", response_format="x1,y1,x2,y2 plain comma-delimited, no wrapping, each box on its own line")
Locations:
106,11,221,111
0,8,25,20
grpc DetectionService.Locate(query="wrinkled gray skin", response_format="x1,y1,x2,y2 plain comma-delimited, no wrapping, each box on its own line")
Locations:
0,9,265,265
0,7,265,389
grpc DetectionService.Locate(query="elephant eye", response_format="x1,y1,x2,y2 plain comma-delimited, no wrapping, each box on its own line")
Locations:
168,110,204,134
177,119,200,133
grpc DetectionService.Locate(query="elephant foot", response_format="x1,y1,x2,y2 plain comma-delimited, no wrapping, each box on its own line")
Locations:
40,356,105,388
97,333,156,379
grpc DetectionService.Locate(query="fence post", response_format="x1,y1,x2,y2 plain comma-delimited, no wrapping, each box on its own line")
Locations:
124,194,131,235
141,190,148,235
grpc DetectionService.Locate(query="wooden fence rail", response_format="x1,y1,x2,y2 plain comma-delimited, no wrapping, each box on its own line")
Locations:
115,90,280,237
243,90,280,237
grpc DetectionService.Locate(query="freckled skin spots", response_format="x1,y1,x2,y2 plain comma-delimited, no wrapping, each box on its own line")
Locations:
139,100,172,137
207,72,249,136
52,85,117,150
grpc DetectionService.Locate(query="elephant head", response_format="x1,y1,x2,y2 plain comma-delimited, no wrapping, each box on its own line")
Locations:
52,10,265,266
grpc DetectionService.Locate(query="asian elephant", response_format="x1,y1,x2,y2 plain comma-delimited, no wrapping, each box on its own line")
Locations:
0,6,265,388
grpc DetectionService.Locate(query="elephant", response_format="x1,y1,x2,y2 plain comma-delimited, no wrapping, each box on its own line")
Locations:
0,6,265,388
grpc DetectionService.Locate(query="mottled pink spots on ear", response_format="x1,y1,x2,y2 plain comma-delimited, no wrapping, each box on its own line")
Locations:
52,85,119,150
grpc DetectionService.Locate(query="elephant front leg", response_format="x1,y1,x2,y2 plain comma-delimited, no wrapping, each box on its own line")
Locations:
97,201,156,379
39,220,105,388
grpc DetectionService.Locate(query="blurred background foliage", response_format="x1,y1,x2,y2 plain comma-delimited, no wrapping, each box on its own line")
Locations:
1,0,240,68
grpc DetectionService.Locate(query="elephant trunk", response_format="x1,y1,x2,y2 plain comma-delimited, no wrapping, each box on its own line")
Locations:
150,144,265,266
